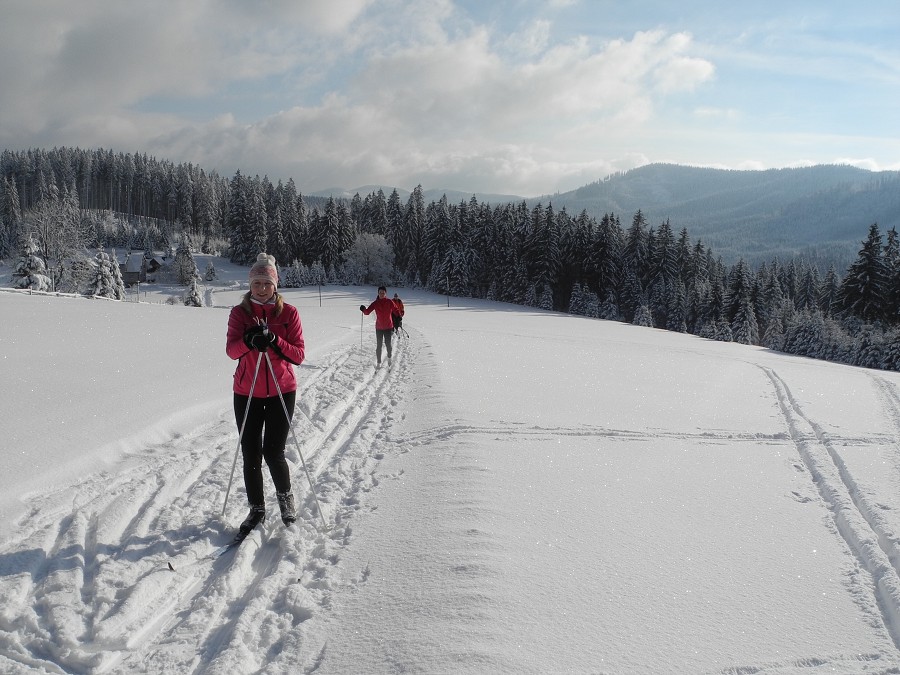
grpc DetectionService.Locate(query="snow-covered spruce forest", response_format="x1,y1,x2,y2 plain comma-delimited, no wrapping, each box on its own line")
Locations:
3,146,900,371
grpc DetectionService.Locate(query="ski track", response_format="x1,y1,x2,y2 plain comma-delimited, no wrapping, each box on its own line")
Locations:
0,329,415,674
761,365,900,657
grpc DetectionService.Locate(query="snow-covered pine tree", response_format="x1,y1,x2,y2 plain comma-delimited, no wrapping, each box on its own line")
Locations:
89,250,125,300
583,289,600,318
539,283,554,311
839,223,889,323
1,176,23,260
666,279,688,332
486,279,498,301
57,254,94,294
174,238,198,285
12,235,52,291
280,262,300,288
761,315,785,350
731,294,760,345
715,320,734,342
632,305,653,327
598,290,621,321
204,260,217,281
568,282,586,315
308,260,327,286
184,277,202,307
109,249,126,299
782,310,825,358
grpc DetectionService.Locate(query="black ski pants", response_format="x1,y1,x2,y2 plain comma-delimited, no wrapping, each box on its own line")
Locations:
233,391,295,506
376,328,393,363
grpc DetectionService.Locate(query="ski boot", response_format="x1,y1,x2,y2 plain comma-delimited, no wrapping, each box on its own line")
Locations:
238,504,266,537
277,490,297,525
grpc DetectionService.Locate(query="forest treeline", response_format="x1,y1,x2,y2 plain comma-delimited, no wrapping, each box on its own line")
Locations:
3,146,900,372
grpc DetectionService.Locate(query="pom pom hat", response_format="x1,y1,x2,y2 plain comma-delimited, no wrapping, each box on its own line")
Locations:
249,253,278,286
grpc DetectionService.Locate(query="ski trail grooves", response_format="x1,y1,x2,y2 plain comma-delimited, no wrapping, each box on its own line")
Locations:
190,337,413,674
120,333,413,673
870,373,900,447
0,329,414,674
762,365,900,649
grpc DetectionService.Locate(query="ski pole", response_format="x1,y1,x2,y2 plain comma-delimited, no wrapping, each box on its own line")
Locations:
263,350,331,532
222,350,264,517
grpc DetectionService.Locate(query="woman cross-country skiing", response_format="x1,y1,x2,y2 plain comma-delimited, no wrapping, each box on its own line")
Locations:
226,253,305,537
360,285,399,367
391,293,405,335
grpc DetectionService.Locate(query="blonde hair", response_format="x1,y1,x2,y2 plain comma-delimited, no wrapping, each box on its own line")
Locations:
240,291,284,317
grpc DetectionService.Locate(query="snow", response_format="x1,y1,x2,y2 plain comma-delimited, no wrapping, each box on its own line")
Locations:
3,257,900,673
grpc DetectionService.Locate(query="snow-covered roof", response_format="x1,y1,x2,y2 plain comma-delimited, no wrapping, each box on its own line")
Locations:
123,256,144,273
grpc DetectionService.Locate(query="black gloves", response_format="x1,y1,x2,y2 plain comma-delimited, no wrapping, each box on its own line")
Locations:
242,324,263,349
359,305,366,312
250,331,276,352
243,324,277,352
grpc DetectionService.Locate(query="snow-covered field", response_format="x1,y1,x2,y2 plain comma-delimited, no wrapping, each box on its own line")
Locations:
4,257,900,673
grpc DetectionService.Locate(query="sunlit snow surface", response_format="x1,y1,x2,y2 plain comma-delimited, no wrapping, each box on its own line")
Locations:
2,257,900,673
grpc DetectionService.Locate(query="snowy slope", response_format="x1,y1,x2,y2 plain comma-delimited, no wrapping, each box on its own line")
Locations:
3,273,900,673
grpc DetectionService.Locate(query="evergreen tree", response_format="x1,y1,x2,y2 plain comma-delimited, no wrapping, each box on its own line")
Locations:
568,283,586,316
1,176,23,259
280,179,303,264
782,309,826,359
58,253,94,294
623,210,649,285
724,259,755,324
666,279,688,333
108,248,126,298
11,234,52,291
174,237,199,285
619,268,644,323
818,265,841,317
598,291,620,321
539,282,554,311
184,277,203,307
731,294,760,345
227,171,251,264
795,264,821,311
318,197,342,271
632,304,653,327
89,249,125,300
385,188,405,269
884,227,900,322
839,223,889,323
404,185,426,283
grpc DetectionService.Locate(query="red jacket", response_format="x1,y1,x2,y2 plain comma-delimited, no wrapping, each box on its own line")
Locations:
363,297,398,330
226,297,305,397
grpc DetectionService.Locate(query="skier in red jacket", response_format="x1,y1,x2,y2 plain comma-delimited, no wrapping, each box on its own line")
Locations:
392,293,405,335
226,253,305,537
360,285,398,367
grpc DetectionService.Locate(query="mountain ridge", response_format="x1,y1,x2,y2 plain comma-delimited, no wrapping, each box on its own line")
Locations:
315,163,900,269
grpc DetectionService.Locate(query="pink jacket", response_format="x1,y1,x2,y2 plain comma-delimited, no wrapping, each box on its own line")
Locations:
363,297,398,330
226,297,305,397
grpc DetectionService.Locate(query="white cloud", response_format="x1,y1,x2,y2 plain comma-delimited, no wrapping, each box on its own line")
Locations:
10,1,895,195
502,19,552,57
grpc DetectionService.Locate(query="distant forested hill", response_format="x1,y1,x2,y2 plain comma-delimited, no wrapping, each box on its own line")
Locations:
528,164,900,270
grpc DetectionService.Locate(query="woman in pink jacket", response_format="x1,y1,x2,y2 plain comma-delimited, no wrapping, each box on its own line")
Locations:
360,285,398,367
226,254,305,537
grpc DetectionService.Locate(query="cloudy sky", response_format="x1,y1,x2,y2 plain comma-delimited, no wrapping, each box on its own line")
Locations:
2,0,898,197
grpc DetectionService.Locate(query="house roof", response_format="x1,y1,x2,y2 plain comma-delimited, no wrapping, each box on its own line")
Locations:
124,256,143,273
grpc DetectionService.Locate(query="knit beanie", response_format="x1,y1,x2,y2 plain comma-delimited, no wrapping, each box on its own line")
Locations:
249,253,278,286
